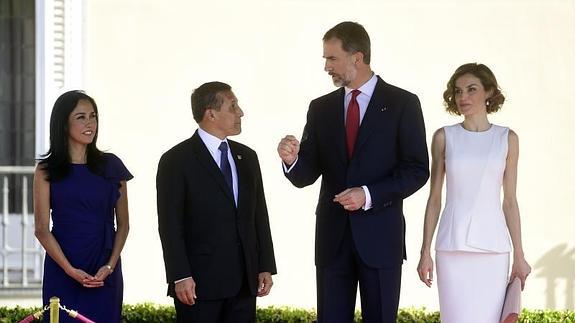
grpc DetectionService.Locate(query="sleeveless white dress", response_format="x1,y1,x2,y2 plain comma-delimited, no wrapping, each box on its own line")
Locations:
435,123,512,323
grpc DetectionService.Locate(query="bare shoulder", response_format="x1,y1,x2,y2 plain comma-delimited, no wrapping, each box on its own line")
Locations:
507,128,519,147
431,127,446,157
432,127,445,144
34,163,47,177
33,163,50,190
507,128,518,138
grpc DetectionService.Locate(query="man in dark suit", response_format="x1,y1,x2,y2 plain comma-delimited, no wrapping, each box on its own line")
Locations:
277,22,429,322
157,81,276,322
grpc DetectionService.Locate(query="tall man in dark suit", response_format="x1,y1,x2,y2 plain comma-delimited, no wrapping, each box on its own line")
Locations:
158,81,276,322
278,22,429,322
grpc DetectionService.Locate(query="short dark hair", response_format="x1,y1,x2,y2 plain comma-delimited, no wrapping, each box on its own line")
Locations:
323,21,371,64
443,63,505,115
190,81,232,123
39,90,104,181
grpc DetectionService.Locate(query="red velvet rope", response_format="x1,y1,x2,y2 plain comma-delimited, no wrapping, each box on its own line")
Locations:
18,303,96,323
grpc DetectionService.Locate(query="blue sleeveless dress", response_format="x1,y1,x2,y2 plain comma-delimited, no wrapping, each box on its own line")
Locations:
42,153,133,323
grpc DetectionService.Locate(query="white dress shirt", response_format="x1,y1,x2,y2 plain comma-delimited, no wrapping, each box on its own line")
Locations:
284,73,379,210
197,127,239,205
343,73,377,126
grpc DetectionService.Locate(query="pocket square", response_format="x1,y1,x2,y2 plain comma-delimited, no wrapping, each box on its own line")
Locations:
500,277,521,323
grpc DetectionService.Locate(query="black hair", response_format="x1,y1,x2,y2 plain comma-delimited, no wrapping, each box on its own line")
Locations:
38,90,105,182
190,81,232,123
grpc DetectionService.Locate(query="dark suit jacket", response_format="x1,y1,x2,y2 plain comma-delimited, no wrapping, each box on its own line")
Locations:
157,132,276,300
286,76,429,269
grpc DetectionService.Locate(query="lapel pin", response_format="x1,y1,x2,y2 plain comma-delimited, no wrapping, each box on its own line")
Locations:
381,107,387,112
237,155,242,160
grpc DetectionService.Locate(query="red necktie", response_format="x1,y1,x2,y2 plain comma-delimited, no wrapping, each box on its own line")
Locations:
346,89,361,159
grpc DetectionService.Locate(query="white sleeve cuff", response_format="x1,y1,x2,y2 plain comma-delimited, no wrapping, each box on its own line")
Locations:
282,156,299,173
362,185,372,210
175,276,193,284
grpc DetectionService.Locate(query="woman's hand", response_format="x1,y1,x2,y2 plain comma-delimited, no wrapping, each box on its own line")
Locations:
66,268,104,288
510,257,531,290
417,252,434,287
93,264,113,282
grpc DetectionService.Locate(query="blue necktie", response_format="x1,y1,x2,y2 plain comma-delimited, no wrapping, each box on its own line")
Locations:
218,141,233,191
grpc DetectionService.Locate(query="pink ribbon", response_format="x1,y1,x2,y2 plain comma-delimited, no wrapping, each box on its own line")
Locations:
74,313,96,323
67,310,96,323
18,315,36,323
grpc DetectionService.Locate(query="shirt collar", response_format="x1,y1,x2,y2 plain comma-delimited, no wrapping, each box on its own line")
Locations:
344,73,377,98
197,127,227,155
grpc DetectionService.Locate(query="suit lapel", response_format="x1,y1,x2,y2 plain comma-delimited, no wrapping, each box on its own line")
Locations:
329,88,348,165
229,141,246,209
354,77,388,156
190,132,235,204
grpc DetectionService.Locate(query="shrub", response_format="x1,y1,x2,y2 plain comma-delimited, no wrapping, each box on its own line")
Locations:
0,305,573,322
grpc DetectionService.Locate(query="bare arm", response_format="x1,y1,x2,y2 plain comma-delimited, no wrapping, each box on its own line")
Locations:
502,130,531,289
33,166,102,287
417,128,446,287
94,181,130,281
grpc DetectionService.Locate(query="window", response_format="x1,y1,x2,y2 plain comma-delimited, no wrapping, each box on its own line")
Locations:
0,0,84,296
0,0,41,294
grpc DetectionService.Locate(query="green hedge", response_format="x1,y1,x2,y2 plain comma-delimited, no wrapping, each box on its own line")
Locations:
1,304,574,322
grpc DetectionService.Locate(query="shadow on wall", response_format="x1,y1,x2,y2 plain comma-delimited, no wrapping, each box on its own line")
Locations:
535,243,575,309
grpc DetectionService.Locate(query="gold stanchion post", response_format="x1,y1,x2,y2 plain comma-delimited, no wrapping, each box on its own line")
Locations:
49,297,60,323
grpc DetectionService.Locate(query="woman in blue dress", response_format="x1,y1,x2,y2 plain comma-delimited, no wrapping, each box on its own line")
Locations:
34,90,132,322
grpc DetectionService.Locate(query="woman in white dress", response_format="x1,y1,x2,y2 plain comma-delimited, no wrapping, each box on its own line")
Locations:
417,63,531,323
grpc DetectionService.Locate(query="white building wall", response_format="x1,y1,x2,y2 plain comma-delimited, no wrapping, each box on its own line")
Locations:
9,0,573,311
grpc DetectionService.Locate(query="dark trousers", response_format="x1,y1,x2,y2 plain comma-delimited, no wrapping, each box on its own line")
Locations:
316,225,402,323
174,278,256,323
